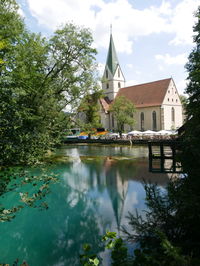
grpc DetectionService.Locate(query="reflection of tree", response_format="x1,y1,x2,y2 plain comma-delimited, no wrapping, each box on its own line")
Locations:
0,151,170,265
0,167,104,266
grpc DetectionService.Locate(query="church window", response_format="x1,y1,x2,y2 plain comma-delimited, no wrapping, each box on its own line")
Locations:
176,99,178,103
172,107,175,123
168,90,170,93
140,112,144,131
152,111,157,131
118,82,121,88
118,68,120,77
172,98,174,102
106,83,109,89
106,70,108,79
168,98,169,101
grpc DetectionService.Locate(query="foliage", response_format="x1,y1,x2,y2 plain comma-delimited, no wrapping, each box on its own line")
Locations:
80,231,129,266
121,181,197,265
80,243,100,266
179,94,188,110
78,90,103,137
109,96,135,136
183,6,200,175
0,0,98,165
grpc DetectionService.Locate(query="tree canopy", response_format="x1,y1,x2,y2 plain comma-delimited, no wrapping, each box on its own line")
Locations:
109,96,135,136
183,6,200,174
0,0,98,165
78,90,103,137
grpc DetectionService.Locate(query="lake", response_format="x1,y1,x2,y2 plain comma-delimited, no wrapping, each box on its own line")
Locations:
0,144,170,265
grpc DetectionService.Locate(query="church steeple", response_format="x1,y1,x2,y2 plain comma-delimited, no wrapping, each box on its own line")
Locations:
106,34,119,76
102,33,125,101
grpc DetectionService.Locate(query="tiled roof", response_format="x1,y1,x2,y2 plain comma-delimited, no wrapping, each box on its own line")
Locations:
116,78,171,108
100,97,112,112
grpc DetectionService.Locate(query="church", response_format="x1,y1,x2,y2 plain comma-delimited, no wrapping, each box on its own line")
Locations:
99,34,183,132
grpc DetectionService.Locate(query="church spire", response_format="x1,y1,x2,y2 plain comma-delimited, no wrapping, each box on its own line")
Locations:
102,31,125,101
106,33,119,76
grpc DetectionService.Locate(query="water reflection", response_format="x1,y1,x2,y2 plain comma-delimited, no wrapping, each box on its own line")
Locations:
0,145,170,266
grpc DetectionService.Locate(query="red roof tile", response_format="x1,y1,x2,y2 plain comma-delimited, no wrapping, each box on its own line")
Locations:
116,78,171,108
100,97,112,112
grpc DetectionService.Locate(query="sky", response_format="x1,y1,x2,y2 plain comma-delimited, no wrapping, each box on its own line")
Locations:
16,0,200,95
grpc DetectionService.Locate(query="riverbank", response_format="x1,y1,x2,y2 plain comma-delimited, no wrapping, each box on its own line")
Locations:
63,138,179,145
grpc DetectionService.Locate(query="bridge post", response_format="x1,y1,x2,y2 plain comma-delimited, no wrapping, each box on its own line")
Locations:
148,141,153,172
160,143,164,172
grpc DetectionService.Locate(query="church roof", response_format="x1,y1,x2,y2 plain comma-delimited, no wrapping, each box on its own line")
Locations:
99,97,111,112
116,78,172,108
106,34,119,75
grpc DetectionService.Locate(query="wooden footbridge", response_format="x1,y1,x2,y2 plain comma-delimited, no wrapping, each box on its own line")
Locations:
148,140,183,173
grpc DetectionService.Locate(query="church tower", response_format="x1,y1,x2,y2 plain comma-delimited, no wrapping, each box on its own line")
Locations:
102,33,125,101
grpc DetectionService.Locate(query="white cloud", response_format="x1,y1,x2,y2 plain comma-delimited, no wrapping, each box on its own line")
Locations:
176,79,187,94
135,70,141,75
168,0,200,45
17,3,25,18
155,53,188,65
97,62,105,76
24,0,200,54
126,63,133,69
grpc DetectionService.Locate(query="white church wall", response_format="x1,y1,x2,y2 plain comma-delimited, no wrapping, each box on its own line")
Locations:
133,106,162,131
162,80,183,130
162,105,183,130
102,66,125,101
162,79,182,106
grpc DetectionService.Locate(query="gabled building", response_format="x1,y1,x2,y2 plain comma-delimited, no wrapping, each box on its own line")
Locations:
99,34,183,131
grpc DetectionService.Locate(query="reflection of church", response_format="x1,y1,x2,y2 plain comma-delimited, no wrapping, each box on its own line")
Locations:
104,157,128,229
99,34,183,131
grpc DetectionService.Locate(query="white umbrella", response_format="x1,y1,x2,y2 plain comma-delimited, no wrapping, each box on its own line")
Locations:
143,130,156,135
157,130,172,135
128,130,142,135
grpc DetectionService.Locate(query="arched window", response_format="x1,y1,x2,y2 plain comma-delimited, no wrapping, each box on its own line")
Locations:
118,82,121,88
106,69,108,79
118,68,120,77
140,112,144,131
106,83,109,89
152,111,157,131
172,107,175,123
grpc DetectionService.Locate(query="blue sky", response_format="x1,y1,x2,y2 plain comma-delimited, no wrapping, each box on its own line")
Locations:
16,0,200,95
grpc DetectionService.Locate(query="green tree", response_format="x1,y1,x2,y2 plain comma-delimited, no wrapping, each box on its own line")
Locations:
109,96,135,137
0,0,98,165
183,6,200,174
78,90,103,138
179,94,188,110
47,23,98,110
179,94,188,122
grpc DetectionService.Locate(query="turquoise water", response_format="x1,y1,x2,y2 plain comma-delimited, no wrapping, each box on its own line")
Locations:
0,145,169,265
